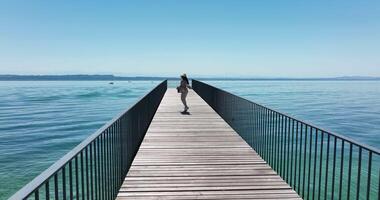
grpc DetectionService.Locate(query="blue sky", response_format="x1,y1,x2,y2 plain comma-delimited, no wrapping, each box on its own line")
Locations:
0,0,379,77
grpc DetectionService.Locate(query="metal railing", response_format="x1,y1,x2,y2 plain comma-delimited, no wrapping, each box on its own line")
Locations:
193,80,380,200
9,80,167,200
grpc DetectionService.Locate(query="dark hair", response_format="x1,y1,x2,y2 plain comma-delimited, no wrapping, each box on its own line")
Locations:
181,75,189,84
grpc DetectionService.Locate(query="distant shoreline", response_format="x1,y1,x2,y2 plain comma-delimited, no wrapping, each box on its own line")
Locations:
0,75,379,81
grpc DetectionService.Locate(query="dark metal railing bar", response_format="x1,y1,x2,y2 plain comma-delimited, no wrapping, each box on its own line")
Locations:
69,160,73,200
101,133,105,200
34,189,39,200
261,107,264,159
93,139,98,200
284,116,288,178
62,166,66,200
307,125,312,199
266,109,270,164
109,127,113,200
280,116,286,179
285,117,291,182
256,104,260,154
283,116,286,180
263,107,267,159
109,128,113,200
45,181,50,199
276,114,282,176
347,143,353,200
119,119,124,184
267,108,271,162
116,121,120,189
338,140,345,200
366,151,372,200
80,151,85,200
302,124,307,198
90,142,94,200
356,147,362,200
115,124,119,197
110,126,114,200
312,127,318,200
114,124,118,198
298,123,303,194
119,120,123,186
251,104,255,149
110,126,114,199
266,108,270,162
45,181,49,200
279,115,283,176
251,104,256,150
269,110,273,166
108,128,112,200
259,106,263,157
256,105,260,154
290,119,295,187
272,110,275,166
331,137,337,200
263,107,267,160
324,133,330,200
54,173,58,200
280,115,285,178
277,113,281,173
317,131,324,200
104,130,109,200
113,123,117,197
75,157,79,200
85,147,89,200
113,125,116,198
95,137,101,199
257,104,260,153
105,129,109,200
294,121,299,191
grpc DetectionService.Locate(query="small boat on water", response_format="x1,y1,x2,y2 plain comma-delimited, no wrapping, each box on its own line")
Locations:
109,82,114,85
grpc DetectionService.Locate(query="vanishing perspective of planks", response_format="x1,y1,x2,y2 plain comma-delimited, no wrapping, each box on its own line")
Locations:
117,89,301,199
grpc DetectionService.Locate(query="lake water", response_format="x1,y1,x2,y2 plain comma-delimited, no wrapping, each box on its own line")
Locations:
204,80,380,149
0,81,161,199
0,80,379,199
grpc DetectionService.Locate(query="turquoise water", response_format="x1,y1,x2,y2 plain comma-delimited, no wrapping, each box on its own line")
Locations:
0,80,379,199
0,81,161,199
204,80,380,150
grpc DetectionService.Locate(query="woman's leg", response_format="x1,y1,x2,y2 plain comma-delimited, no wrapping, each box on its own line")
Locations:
181,91,188,110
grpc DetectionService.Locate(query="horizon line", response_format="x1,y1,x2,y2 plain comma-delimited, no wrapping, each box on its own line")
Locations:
1,74,380,80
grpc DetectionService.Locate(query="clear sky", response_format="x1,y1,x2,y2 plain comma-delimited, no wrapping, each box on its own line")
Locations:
0,0,379,77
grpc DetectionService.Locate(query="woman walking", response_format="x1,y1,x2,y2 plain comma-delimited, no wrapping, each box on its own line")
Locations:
178,73,192,112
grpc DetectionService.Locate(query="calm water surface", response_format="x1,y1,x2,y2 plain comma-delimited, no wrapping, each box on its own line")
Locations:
0,81,161,199
0,80,379,199
204,80,380,149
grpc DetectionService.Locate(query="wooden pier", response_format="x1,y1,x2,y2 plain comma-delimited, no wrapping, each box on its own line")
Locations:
117,89,301,199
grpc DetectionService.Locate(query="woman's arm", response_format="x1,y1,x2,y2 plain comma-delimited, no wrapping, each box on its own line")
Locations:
187,84,192,89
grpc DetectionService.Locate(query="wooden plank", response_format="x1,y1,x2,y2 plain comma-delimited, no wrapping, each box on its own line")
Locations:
117,89,301,199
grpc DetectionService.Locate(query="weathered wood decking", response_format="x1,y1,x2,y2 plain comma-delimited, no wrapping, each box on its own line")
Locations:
117,89,301,199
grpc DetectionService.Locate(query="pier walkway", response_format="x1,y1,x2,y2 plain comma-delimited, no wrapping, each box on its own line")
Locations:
117,89,300,199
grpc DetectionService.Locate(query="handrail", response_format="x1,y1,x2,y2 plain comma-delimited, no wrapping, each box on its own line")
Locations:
193,80,379,154
9,80,167,200
193,79,379,200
